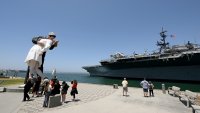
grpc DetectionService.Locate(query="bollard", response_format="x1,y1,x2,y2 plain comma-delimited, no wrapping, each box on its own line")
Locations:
113,84,118,89
162,83,166,94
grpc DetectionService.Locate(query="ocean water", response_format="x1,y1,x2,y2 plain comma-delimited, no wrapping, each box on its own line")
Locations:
16,72,200,92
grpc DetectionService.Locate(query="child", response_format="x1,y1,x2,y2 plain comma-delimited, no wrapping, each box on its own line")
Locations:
149,81,154,97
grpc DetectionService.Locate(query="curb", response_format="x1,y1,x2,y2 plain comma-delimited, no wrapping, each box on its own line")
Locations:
5,88,24,92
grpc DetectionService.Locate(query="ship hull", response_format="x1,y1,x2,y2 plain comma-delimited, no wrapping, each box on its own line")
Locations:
83,65,200,81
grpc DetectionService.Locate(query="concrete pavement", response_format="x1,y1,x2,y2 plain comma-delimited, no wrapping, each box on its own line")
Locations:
41,85,192,113
0,83,193,113
0,92,25,113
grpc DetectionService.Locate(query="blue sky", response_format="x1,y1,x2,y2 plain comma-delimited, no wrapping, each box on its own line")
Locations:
0,0,200,73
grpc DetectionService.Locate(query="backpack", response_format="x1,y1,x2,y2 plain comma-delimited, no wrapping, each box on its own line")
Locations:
149,84,153,90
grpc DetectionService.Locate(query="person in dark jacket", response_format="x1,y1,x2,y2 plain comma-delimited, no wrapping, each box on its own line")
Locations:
23,78,32,101
61,81,69,103
51,78,60,95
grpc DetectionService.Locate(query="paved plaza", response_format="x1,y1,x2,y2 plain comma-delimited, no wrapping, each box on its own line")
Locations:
0,83,193,113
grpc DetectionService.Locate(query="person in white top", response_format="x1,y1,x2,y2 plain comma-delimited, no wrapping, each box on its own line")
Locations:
140,78,149,97
122,78,128,96
24,32,56,79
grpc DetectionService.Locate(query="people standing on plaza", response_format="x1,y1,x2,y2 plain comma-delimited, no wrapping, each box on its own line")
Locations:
140,78,149,97
61,81,69,103
23,78,32,101
70,80,78,101
24,32,59,84
122,78,128,96
148,81,154,97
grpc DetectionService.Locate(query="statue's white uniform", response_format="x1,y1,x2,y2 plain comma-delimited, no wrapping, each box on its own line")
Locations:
25,39,52,66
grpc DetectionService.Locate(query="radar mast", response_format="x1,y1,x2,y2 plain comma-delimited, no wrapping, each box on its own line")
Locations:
157,27,169,53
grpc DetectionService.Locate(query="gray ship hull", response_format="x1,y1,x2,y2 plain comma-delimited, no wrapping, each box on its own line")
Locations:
83,65,200,81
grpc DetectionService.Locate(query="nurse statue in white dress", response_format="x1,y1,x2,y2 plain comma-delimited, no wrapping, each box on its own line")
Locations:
25,32,56,79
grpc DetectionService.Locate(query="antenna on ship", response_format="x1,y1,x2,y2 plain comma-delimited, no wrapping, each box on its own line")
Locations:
157,27,169,53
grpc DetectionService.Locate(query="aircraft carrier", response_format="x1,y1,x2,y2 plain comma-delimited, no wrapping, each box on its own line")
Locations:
82,29,200,81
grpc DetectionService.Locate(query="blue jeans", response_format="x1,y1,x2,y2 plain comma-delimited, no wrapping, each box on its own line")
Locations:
43,91,51,107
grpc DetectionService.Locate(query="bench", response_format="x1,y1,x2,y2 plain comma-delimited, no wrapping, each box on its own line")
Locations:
48,94,62,108
179,90,198,107
113,84,118,89
191,105,200,113
168,86,181,97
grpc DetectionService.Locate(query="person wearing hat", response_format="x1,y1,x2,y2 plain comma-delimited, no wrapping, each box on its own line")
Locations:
24,32,59,84
24,32,58,80
122,78,128,96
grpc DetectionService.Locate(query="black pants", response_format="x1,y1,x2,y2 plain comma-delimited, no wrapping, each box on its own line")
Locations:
23,91,30,101
71,88,78,99
72,94,76,99
149,89,154,96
